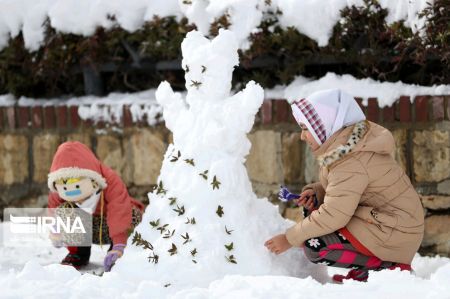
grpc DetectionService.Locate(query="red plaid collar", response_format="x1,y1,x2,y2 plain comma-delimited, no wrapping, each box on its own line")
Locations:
293,98,326,144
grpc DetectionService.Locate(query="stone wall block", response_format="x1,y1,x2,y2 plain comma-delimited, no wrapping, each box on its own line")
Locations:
281,132,303,184
246,130,282,184
32,134,60,183
0,134,29,185
413,130,450,182
96,135,124,176
123,129,167,186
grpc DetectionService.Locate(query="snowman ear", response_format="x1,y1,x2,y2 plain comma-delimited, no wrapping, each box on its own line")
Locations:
181,30,210,59
210,29,239,64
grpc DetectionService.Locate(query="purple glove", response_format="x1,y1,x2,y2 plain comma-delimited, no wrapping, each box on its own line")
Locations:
104,244,126,272
278,186,300,202
49,233,64,248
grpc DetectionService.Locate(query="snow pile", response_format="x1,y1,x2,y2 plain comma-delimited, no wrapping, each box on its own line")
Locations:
1,220,450,298
112,29,327,293
0,90,164,126
0,0,434,50
281,73,450,107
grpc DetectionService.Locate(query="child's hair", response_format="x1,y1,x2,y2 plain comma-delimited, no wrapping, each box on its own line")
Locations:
54,177,84,185
52,177,99,190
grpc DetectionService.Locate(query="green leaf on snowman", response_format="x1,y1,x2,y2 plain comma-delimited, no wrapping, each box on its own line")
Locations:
170,151,181,162
168,243,178,256
190,248,197,257
173,205,185,216
148,253,159,264
168,197,177,206
199,170,209,180
226,255,237,264
190,80,202,89
211,175,221,190
149,219,160,228
216,205,224,217
156,181,167,195
225,226,234,235
224,242,234,251
181,232,192,244
184,158,195,166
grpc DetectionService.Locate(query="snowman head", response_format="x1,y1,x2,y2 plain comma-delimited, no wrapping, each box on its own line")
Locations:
181,29,239,105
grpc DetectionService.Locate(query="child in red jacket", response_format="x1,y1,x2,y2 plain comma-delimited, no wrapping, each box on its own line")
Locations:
47,141,144,271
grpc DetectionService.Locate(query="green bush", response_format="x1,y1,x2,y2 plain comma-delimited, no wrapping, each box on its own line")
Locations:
0,0,448,99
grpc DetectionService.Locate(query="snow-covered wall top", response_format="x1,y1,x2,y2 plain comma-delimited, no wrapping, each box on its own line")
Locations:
0,0,433,51
0,73,449,126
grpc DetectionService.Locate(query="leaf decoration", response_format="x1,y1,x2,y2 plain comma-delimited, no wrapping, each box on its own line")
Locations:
132,232,154,250
224,242,234,251
157,224,169,234
181,232,192,244
226,255,237,264
148,253,159,264
184,158,195,166
168,243,178,256
211,175,221,190
149,219,160,228
216,205,224,217
173,205,185,216
156,181,167,195
199,170,209,180
190,80,202,89
170,150,181,162
225,226,234,235
168,197,177,206
190,248,197,257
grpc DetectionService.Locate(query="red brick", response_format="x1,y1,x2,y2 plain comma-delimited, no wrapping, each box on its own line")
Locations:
31,106,43,128
261,100,272,125
398,96,411,122
367,98,379,122
43,106,56,129
431,96,444,121
447,96,450,120
6,107,16,129
274,100,290,123
354,97,365,112
69,106,80,128
382,104,395,122
0,107,4,129
123,105,133,127
17,106,30,128
57,106,68,128
414,96,429,122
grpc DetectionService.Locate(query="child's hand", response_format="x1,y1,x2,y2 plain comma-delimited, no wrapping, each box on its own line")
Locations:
264,234,292,255
104,244,126,272
49,233,64,248
278,186,300,202
295,189,318,210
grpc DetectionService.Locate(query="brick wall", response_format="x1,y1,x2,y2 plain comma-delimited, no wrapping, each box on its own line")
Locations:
0,95,450,257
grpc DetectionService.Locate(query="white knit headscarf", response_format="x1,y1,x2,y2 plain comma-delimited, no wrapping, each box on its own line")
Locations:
291,89,366,145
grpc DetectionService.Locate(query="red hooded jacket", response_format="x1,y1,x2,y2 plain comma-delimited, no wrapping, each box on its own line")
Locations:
48,142,144,245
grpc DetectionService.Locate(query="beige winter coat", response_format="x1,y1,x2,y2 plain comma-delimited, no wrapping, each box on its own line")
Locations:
286,120,424,264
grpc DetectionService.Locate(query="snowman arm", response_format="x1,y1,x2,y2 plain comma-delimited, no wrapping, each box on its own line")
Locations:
156,81,187,113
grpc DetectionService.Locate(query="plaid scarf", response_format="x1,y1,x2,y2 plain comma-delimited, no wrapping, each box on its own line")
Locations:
293,98,327,144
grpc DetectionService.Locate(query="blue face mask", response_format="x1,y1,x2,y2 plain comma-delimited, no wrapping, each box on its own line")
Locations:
65,189,82,197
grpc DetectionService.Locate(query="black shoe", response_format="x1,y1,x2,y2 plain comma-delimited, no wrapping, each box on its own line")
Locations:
61,253,90,269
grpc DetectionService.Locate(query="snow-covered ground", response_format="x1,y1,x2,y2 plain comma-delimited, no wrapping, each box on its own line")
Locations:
1,221,449,299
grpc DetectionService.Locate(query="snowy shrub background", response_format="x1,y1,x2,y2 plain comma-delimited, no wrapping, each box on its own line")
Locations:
0,0,432,50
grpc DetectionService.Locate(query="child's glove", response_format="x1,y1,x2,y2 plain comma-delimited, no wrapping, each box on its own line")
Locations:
278,186,300,202
49,233,64,248
104,244,126,272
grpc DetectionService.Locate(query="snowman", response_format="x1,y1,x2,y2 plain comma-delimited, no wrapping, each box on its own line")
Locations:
113,29,326,291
